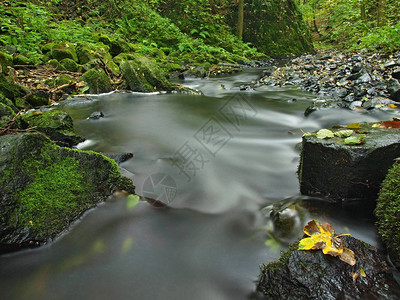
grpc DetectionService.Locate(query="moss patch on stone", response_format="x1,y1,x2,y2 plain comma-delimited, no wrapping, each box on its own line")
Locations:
0,133,135,247
80,68,112,94
375,163,400,268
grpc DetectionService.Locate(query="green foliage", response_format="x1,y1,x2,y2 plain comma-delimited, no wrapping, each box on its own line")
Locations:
296,0,400,52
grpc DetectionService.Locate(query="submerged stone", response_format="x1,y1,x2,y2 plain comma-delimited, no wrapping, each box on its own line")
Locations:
299,123,400,202
256,236,400,299
0,133,135,253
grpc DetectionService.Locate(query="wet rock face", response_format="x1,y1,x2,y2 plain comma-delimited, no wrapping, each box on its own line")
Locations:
257,236,400,299
298,123,400,202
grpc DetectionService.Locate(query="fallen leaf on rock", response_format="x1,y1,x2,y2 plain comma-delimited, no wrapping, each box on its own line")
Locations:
334,129,353,138
379,120,400,129
360,268,367,277
316,129,334,139
298,220,356,266
346,123,362,129
344,135,365,145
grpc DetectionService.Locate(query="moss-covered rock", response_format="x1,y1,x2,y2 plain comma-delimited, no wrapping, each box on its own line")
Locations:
0,51,13,75
60,58,79,72
0,133,135,252
24,90,50,107
0,73,26,101
120,56,173,92
76,42,120,75
54,74,74,86
98,34,131,57
80,68,112,94
13,54,34,66
237,0,314,56
47,58,64,71
0,102,15,127
18,109,83,147
375,163,400,269
51,43,78,62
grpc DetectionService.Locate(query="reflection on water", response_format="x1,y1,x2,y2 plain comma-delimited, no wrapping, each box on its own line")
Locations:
0,70,397,299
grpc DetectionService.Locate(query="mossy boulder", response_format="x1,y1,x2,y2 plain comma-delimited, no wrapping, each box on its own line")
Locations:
256,236,400,299
18,109,83,147
80,68,112,94
375,163,400,269
76,42,119,75
60,58,79,72
47,59,64,71
24,90,50,107
98,35,131,57
0,73,26,101
120,57,173,92
0,102,15,127
299,122,400,202
0,51,13,75
0,133,135,252
13,54,34,66
51,43,78,62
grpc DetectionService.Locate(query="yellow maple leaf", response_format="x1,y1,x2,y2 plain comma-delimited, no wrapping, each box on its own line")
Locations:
298,220,356,265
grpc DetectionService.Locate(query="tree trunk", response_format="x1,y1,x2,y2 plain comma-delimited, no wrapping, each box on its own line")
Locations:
377,0,386,27
360,0,366,21
237,0,244,40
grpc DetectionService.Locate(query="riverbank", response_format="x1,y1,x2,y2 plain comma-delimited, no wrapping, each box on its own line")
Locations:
260,49,400,113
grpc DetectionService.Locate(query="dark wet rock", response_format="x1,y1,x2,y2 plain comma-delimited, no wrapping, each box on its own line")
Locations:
18,109,83,147
392,68,400,80
88,111,104,120
80,68,112,94
387,78,400,102
256,236,400,299
375,163,400,270
299,123,400,202
178,65,208,79
351,62,363,74
0,133,135,253
102,152,134,164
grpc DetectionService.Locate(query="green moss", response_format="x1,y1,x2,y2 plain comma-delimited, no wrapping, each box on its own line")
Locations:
17,157,92,237
80,68,112,94
0,73,26,101
375,163,400,266
0,51,13,75
263,242,299,272
0,102,15,127
13,54,34,66
51,43,78,62
54,74,74,87
0,133,135,242
60,58,79,72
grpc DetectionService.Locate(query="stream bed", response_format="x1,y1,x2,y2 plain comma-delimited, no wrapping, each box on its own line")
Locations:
0,70,397,299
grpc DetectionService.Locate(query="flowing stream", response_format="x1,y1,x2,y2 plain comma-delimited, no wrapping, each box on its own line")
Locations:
0,69,397,299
